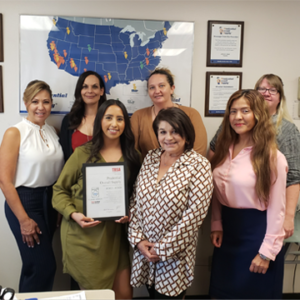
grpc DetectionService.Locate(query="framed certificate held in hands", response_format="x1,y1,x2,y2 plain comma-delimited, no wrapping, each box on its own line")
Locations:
82,162,128,221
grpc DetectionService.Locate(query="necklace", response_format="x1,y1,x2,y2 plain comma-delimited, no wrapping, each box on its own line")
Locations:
152,103,176,117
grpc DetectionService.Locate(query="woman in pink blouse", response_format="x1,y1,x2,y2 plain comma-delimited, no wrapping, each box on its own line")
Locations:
209,90,287,299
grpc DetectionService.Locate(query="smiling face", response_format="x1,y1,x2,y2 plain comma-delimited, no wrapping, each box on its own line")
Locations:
147,74,175,106
25,90,52,126
81,75,104,106
157,121,186,156
101,105,125,141
257,78,280,115
229,96,256,138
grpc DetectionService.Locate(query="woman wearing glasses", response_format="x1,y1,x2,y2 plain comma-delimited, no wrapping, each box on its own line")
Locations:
208,74,300,241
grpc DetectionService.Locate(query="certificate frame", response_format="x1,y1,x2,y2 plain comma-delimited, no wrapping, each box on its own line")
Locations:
82,162,128,221
0,66,3,113
205,72,242,117
206,20,244,67
0,14,3,62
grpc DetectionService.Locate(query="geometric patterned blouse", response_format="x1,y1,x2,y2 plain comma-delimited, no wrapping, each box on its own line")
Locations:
128,148,213,296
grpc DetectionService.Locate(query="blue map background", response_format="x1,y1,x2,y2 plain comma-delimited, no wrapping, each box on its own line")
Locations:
47,17,171,93
20,15,194,114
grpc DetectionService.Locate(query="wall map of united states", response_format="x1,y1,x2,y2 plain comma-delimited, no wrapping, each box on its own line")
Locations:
47,17,171,93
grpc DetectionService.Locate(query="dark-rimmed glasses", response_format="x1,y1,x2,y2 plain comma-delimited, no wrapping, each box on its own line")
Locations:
257,87,278,95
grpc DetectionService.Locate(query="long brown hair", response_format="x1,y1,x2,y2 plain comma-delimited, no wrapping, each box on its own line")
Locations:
211,90,278,205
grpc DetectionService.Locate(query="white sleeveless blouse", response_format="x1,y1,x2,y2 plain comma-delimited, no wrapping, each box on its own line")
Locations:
13,118,64,188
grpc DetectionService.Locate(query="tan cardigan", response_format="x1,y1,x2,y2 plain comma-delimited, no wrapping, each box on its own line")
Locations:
130,105,207,158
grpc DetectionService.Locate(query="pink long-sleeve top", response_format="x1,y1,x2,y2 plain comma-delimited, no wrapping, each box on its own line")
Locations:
211,145,288,261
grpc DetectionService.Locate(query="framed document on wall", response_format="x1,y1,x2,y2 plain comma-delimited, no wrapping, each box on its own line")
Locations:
205,72,242,117
0,66,3,113
207,20,244,67
0,14,3,62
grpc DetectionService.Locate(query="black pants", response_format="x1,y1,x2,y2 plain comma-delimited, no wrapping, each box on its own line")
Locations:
147,284,186,299
5,186,57,292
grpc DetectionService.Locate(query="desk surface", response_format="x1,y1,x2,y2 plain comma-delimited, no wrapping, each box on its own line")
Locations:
15,290,114,300
285,211,300,243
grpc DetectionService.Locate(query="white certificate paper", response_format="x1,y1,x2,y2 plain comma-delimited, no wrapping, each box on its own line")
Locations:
209,75,241,114
83,163,127,220
210,23,242,64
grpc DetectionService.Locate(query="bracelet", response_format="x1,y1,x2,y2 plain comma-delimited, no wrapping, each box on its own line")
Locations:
259,253,270,261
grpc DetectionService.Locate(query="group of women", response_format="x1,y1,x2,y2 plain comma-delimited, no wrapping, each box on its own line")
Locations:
0,67,299,299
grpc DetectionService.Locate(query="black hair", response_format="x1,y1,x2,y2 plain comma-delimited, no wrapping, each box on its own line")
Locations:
87,99,141,197
152,107,195,151
69,71,107,129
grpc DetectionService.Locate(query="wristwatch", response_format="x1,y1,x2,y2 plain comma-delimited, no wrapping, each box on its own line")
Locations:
259,253,270,261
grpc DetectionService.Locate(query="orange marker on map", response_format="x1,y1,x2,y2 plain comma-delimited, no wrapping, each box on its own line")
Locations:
145,58,149,65
146,48,150,56
63,50,67,57
84,68,87,72
104,75,108,83
85,57,89,65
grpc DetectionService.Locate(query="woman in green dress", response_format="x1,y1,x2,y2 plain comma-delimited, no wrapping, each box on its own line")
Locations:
52,100,141,299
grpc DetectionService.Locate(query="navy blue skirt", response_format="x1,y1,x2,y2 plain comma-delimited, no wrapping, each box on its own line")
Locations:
209,206,284,299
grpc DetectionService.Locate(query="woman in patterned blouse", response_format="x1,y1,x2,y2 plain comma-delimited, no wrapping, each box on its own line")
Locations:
128,107,213,299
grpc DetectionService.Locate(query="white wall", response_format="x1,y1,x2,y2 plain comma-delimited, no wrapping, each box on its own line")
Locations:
1,0,300,296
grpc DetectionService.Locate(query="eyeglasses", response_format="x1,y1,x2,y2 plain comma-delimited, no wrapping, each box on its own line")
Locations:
257,87,278,95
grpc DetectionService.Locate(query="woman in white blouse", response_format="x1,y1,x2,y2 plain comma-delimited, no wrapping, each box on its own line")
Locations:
0,80,64,292
128,107,213,299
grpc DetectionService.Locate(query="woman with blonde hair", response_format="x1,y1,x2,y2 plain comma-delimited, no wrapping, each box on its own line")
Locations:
209,90,287,299
130,67,207,158
0,80,64,292
209,74,300,239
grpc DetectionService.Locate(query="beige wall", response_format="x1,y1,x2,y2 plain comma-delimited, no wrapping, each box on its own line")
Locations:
1,0,300,296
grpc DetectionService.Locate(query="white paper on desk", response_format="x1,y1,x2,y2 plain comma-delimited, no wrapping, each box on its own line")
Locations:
42,291,86,300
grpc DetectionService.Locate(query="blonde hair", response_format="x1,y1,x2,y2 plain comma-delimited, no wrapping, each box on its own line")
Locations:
254,74,293,133
23,80,52,106
211,90,278,205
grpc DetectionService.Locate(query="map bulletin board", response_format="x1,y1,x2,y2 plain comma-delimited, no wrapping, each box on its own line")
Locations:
20,15,194,115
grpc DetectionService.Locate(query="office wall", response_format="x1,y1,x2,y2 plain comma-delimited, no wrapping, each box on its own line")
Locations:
1,0,300,295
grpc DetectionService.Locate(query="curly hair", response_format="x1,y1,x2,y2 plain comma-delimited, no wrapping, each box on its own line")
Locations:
86,99,141,197
69,71,107,129
210,90,278,205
